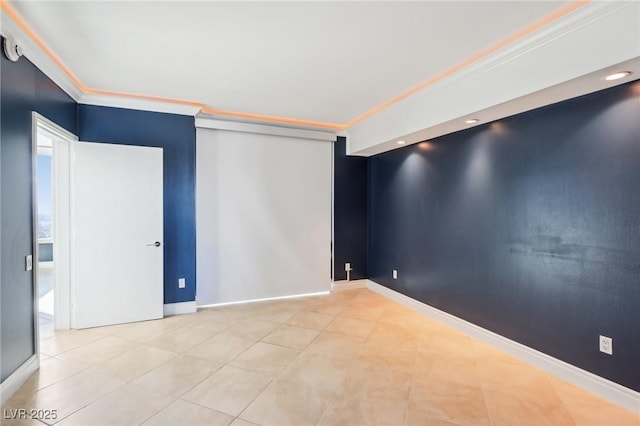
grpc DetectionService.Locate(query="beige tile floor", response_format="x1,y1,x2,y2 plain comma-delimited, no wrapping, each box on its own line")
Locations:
4,289,639,426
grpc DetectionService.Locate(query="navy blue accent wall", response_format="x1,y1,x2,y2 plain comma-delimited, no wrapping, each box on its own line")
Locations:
368,81,640,391
1,47,77,382
333,136,368,281
78,105,196,304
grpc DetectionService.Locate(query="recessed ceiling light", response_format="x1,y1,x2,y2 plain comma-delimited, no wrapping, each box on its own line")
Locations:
604,71,631,81
397,140,406,145
465,119,479,124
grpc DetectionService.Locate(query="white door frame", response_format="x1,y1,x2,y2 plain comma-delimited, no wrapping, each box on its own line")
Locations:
32,112,77,333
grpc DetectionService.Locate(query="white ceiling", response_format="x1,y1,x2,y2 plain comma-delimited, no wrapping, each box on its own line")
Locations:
9,1,569,125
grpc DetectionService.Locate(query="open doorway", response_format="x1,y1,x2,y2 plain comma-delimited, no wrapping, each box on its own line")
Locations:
32,112,163,336
33,112,76,342
36,136,54,339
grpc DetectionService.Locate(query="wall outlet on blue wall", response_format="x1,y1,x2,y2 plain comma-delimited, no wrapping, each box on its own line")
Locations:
178,278,186,289
599,335,613,355
393,270,398,279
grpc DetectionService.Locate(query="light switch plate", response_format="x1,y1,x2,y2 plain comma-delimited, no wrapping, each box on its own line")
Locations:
26,255,33,271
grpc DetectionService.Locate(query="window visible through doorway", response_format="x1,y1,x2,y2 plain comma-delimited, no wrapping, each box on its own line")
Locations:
36,128,55,339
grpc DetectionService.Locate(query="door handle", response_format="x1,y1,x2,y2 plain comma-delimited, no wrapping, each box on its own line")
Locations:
146,241,161,247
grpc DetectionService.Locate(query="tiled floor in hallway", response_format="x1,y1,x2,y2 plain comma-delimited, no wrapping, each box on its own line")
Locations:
4,288,639,425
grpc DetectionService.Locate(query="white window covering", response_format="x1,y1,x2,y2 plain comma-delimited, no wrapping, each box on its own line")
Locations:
196,128,332,305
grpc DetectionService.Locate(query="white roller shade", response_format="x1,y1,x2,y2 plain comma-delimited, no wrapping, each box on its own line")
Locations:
196,127,332,305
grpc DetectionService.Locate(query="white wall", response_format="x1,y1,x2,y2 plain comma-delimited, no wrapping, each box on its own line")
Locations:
196,128,332,305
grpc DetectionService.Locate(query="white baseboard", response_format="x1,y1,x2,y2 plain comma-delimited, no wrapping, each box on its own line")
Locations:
366,280,640,414
163,301,197,316
197,291,331,309
0,355,39,405
331,279,367,292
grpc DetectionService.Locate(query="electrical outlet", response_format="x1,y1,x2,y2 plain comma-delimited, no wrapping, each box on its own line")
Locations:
393,269,398,279
345,263,351,271
178,278,186,289
599,335,613,355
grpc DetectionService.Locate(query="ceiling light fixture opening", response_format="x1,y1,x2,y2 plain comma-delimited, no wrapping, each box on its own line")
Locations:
604,71,631,81
397,140,406,145
465,119,479,124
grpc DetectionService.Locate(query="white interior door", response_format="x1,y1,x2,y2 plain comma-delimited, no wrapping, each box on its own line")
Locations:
73,142,163,329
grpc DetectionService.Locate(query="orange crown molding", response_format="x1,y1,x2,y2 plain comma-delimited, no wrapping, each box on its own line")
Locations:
200,108,346,131
84,88,204,108
1,0,589,131
1,0,85,89
343,0,590,128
